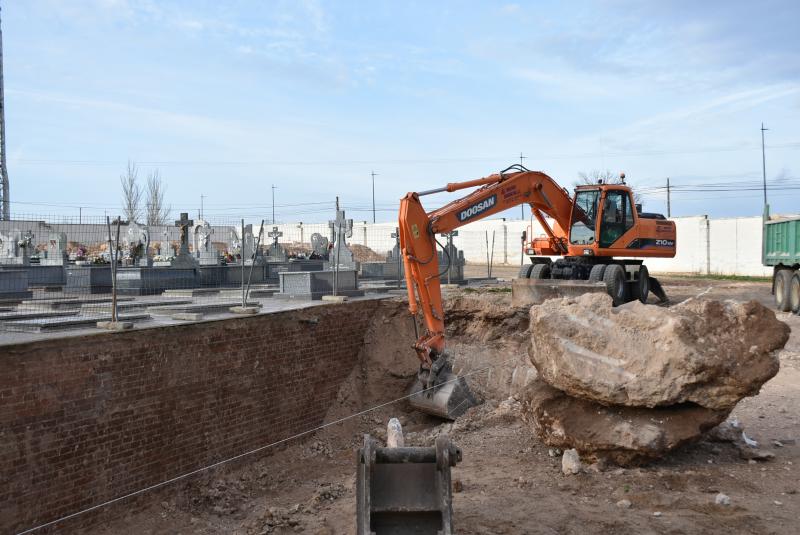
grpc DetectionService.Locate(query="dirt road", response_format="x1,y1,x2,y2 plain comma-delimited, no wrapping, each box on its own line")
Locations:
93,275,798,535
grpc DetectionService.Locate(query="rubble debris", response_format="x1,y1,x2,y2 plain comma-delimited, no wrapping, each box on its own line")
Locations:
528,294,788,410
521,380,730,465
715,493,731,506
561,449,582,475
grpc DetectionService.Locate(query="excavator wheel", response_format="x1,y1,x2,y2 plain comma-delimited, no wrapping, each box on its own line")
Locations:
603,264,627,306
637,265,650,303
530,263,551,279
588,264,606,283
518,264,534,279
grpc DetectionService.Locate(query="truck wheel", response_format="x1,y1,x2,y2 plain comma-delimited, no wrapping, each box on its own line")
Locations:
791,272,800,314
530,263,551,279
774,269,793,312
588,264,606,283
638,265,650,304
603,264,627,306
518,264,534,279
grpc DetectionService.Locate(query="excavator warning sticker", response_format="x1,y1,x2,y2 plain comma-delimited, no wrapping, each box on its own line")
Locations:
458,195,497,222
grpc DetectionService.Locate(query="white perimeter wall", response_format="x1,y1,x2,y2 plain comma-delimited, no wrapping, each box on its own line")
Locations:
1,214,775,277
266,214,774,277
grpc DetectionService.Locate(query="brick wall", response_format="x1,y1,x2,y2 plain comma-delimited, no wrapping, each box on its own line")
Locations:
0,300,383,533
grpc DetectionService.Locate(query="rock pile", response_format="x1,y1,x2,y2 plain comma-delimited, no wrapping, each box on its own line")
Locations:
521,293,789,465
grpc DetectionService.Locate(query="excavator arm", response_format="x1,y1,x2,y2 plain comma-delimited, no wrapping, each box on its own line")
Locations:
399,165,574,369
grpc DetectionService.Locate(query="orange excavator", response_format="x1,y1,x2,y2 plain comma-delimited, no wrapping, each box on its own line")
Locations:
399,165,676,419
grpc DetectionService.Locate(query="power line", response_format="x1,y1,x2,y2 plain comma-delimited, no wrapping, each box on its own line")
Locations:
8,142,800,168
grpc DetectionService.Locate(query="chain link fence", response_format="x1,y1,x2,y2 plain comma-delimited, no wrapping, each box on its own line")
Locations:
0,212,523,336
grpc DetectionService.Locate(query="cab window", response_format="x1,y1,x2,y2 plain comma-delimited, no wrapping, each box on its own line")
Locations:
599,190,634,247
569,190,600,245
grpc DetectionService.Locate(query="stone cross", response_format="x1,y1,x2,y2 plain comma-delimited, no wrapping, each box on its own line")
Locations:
390,227,400,260
327,207,356,269
268,226,283,246
175,212,193,257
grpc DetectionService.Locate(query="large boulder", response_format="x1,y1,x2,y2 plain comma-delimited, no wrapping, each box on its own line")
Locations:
528,294,788,410
521,380,730,465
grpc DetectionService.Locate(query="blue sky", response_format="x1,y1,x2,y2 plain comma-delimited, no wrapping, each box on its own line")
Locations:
4,0,799,222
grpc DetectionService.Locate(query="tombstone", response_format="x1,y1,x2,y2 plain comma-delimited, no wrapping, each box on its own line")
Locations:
192,219,219,265
0,230,33,266
265,226,287,262
438,231,465,283
157,228,174,259
126,222,152,267
361,228,404,280
163,212,197,268
326,206,358,271
40,232,69,266
310,233,329,260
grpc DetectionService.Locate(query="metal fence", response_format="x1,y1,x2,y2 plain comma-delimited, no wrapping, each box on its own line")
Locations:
0,212,511,336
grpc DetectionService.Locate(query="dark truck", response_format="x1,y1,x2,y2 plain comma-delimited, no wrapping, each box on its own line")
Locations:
764,212,800,311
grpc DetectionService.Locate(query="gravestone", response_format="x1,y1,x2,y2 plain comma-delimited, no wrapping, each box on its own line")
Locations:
277,270,363,300
192,219,219,265
326,207,358,271
157,228,174,259
438,231,465,283
310,233,329,260
0,270,32,301
40,232,68,266
126,222,152,267
165,213,198,268
361,227,404,280
265,226,287,262
0,230,33,266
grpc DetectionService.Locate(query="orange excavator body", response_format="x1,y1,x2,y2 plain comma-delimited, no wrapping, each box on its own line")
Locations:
399,166,675,418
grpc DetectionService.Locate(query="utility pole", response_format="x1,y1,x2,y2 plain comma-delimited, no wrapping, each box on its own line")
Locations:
371,170,378,223
200,194,204,219
519,152,527,219
271,184,276,224
666,177,671,218
761,122,769,207
0,5,9,220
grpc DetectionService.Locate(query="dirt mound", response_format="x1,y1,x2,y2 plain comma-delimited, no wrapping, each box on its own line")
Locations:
528,293,788,410
521,380,730,465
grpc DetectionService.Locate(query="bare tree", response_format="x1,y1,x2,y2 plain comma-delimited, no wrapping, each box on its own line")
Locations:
145,169,171,225
576,169,620,186
120,160,142,223
576,169,641,204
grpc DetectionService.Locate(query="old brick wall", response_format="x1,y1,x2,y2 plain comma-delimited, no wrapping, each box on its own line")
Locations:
0,300,383,533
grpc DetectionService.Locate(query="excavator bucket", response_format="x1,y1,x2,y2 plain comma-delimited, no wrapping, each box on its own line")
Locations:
357,434,462,535
408,359,480,420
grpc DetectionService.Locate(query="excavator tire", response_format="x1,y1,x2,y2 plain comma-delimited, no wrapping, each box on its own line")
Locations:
637,265,650,303
588,264,606,283
791,272,800,314
530,263,551,279
774,269,793,312
603,264,627,306
518,264,534,279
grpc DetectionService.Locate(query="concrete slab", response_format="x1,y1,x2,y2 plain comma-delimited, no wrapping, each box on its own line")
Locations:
170,312,204,321
1,313,149,332
96,320,134,331
80,298,192,314
511,278,607,307
146,301,258,316
162,288,220,297
229,306,261,314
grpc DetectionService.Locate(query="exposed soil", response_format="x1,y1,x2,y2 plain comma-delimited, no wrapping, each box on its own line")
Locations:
92,275,799,534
